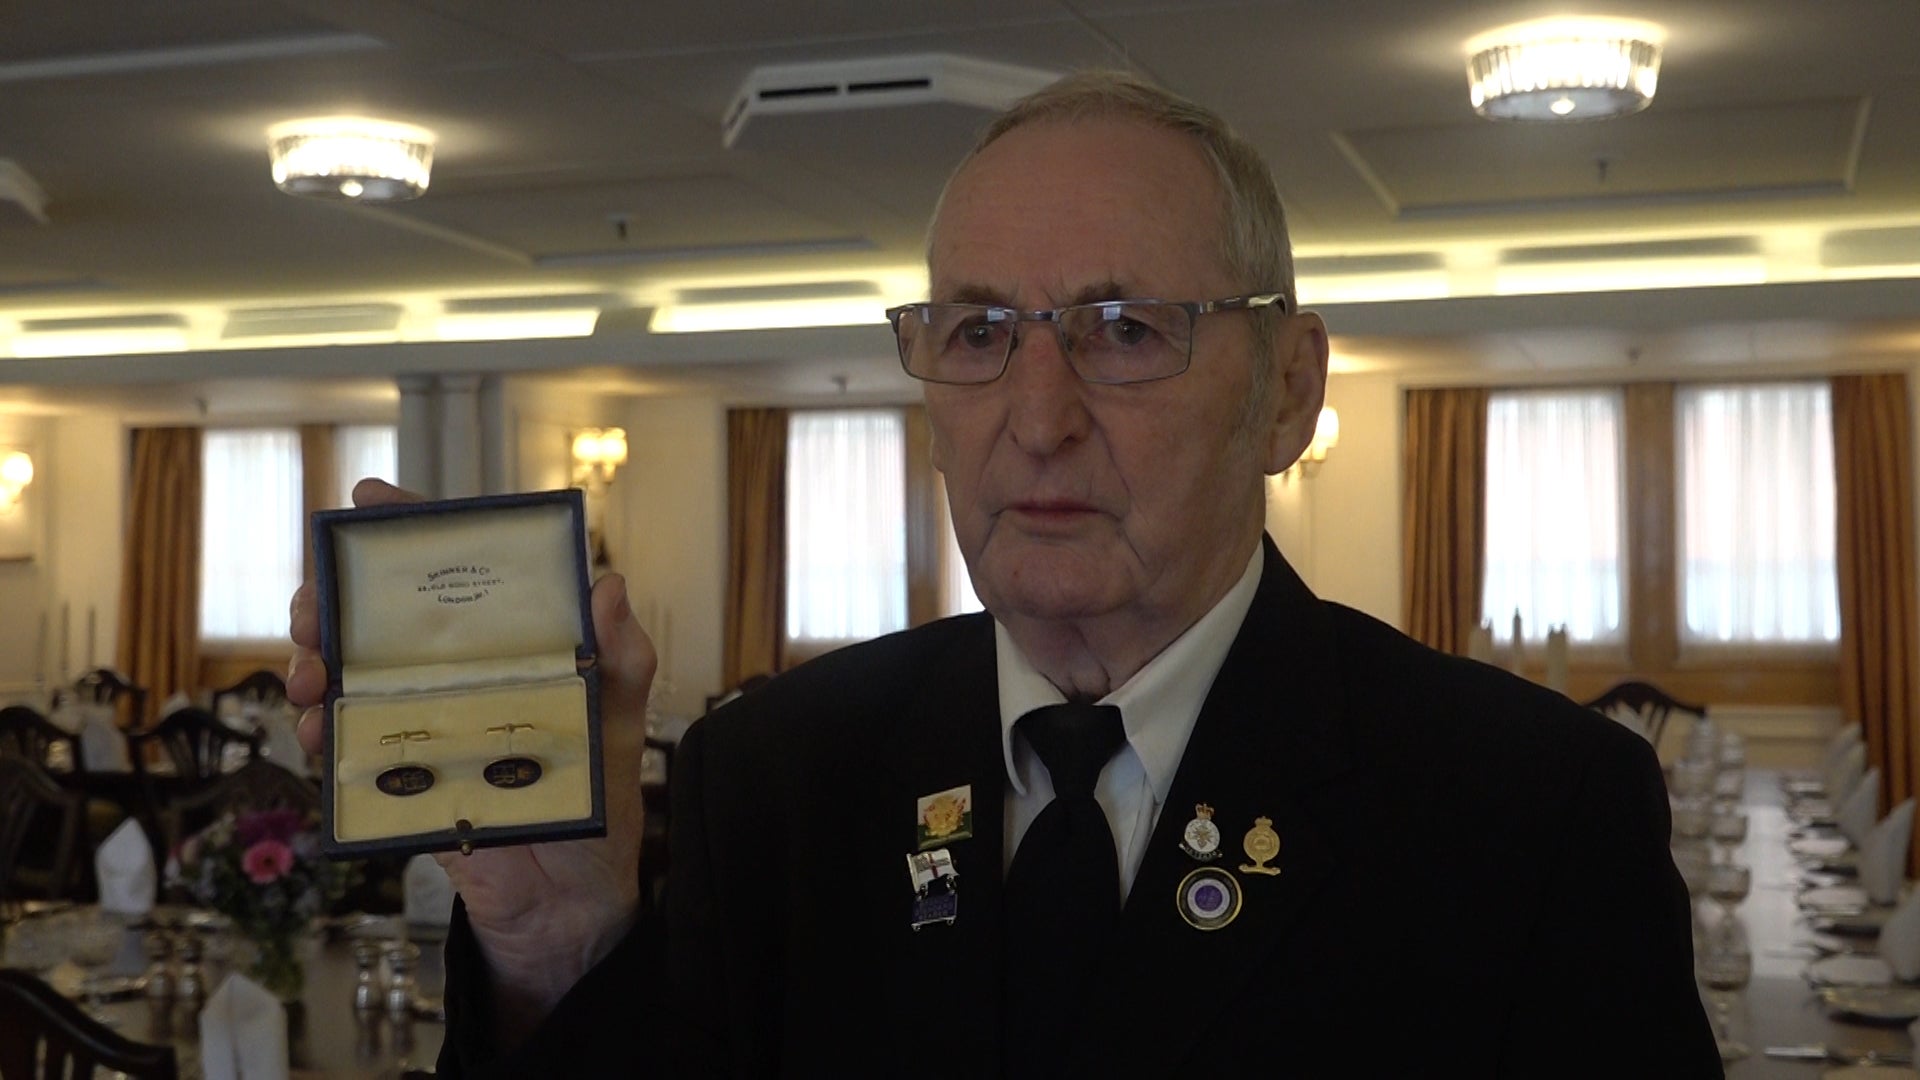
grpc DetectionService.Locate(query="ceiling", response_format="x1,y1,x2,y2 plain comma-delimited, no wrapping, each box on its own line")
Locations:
0,0,1917,416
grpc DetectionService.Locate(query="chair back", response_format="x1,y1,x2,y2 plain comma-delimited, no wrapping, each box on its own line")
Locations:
209,669,290,717
158,758,321,859
0,705,83,774
66,668,150,731
0,969,178,1079
1581,680,1706,753
127,706,262,781
0,756,86,903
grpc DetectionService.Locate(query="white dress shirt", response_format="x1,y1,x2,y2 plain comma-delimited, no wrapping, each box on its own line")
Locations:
997,545,1265,901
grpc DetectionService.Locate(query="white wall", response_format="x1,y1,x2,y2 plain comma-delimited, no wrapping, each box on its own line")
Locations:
0,411,125,694
613,394,728,718
0,415,53,689
1264,373,1404,627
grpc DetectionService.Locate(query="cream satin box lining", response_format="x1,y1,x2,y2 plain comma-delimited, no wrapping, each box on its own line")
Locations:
313,490,605,858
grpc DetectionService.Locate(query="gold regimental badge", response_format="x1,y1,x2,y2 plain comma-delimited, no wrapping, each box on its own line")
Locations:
1180,803,1222,862
1239,815,1282,876
916,785,974,850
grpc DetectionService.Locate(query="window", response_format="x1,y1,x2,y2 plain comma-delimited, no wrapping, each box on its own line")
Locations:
333,424,399,507
1677,383,1838,644
200,424,398,644
785,410,908,642
1482,389,1626,644
201,430,303,642
937,474,984,616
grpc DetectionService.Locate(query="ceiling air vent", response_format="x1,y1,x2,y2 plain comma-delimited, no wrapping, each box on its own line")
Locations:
722,54,1057,149
0,160,50,225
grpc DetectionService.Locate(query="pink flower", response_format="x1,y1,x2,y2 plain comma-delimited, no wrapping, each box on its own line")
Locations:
242,840,295,885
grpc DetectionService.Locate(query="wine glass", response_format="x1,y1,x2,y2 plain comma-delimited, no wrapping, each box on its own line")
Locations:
64,908,128,1025
1697,908,1752,1062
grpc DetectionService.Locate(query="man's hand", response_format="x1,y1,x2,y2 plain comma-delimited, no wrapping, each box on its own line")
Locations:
287,478,653,1049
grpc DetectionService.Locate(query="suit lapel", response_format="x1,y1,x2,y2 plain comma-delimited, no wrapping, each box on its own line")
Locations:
1078,540,1357,1074
880,616,1007,1073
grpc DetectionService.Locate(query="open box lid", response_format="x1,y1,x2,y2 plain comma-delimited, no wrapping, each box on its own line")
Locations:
312,489,605,858
315,490,598,693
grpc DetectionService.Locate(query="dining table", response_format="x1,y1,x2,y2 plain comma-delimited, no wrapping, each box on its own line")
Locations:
1723,769,1914,1078
4,909,445,1079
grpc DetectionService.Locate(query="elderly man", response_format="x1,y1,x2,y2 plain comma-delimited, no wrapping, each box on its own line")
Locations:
291,71,1717,1076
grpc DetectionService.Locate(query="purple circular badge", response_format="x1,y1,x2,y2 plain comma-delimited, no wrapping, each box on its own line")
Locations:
1176,867,1242,931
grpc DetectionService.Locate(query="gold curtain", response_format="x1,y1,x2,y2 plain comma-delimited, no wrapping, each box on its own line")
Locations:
902,405,943,628
116,428,202,724
723,408,788,690
1402,387,1489,654
1832,373,1920,864
298,424,336,583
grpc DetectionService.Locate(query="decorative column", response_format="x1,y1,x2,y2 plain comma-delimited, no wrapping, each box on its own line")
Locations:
436,374,484,499
396,375,438,498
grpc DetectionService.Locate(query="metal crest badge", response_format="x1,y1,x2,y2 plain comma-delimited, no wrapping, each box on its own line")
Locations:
1239,815,1282,876
1179,803,1222,862
907,847,960,930
915,784,974,850
1176,866,1242,930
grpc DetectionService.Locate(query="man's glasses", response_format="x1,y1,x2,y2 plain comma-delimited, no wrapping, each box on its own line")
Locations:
885,294,1288,385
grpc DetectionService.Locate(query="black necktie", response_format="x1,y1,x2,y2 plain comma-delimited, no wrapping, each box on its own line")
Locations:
1002,702,1127,1078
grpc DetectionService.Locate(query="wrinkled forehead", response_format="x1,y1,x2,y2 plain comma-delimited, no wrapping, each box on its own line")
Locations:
925,116,1235,303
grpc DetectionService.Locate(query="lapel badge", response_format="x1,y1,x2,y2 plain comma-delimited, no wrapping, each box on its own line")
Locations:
1179,803,1223,862
916,784,974,850
1176,866,1242,931
1239,815,1283,876
907,847,960,930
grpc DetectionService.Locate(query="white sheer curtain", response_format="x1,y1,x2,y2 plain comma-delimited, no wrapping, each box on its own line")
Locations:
1678,382,1839,644
936,474,984,616
333,424,398,507
1482,389,1625,644
201,429,303,641
786,410,908,641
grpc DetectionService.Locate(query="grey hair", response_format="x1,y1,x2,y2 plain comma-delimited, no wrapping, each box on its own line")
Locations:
931,69,1296,405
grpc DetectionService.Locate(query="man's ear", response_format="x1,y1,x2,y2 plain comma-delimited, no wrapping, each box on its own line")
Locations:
1262,312,1330,475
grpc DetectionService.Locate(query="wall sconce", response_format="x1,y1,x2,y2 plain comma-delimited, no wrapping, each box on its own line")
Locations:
572,428,628,491
0,449,33,511
1280,408,1340,482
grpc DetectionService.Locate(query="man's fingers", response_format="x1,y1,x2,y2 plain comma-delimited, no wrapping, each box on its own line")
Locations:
289,583,319,649
591,573,656,724
296,704,325,757
352,477,426,507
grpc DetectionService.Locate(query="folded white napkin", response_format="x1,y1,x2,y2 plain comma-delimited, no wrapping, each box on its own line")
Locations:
256,711,311,779
1879,891,1920,980
48,703,83,734
404,853,454,927
94,818,155,917
1838,768,1885,849
1861,799,1917,907
199,974,289,1080
1828,742,1869,814
158,691,193,719
77,704,130,772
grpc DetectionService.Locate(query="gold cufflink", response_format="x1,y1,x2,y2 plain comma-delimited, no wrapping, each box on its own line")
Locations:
376,730,435,797
483,723,543,789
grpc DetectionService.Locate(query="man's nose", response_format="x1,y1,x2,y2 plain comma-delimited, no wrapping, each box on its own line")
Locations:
1004,323,1091,455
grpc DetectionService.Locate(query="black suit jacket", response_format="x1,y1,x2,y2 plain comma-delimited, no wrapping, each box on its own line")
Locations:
442,539,1720,1077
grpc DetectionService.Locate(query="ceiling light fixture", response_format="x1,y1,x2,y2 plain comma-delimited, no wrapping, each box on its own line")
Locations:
267,116,436,201
1466,18,1664,122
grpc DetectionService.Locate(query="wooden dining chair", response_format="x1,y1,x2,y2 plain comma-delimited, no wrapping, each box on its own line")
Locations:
0,970,178,1079
1581,680,1706,755
157,757,321,862
0,756,87,903
209,668,290,715
0,704,83,775
66,668,150,731
127,706,262,781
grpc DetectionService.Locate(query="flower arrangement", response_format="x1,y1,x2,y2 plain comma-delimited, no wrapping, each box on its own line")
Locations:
172,808,349,999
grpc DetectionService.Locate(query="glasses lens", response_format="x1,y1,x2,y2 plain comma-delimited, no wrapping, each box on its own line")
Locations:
1060,302,1192,384
898,304,1012,384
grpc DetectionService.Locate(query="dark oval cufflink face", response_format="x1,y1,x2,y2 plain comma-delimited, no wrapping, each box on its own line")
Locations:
483,757,542,789
377,765,436,797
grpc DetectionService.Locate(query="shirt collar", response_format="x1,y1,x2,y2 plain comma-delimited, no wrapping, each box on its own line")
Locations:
996,544,1266,803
